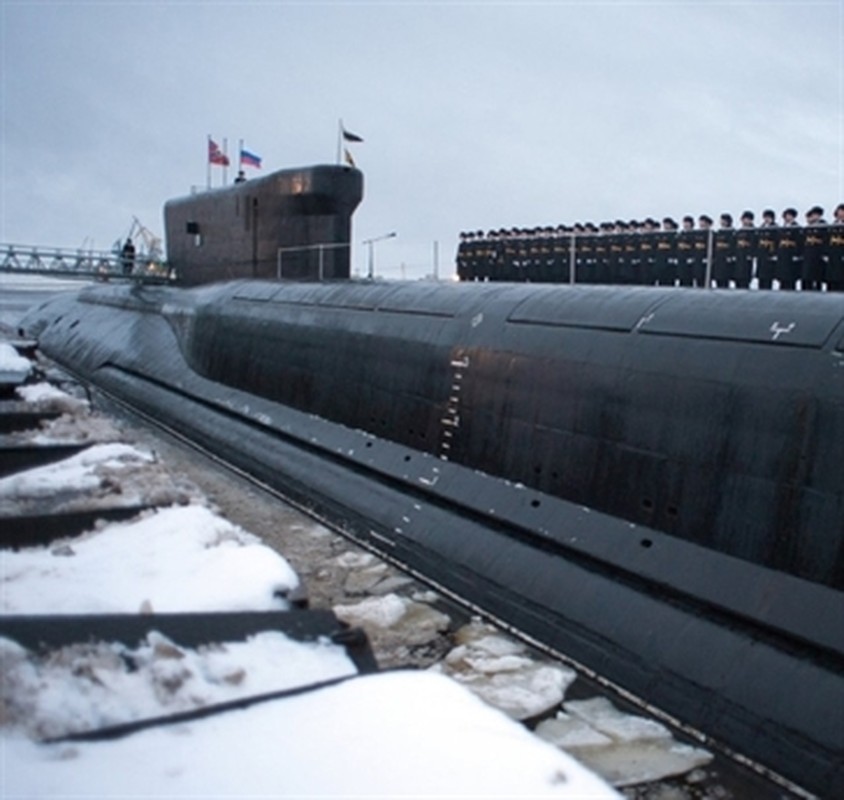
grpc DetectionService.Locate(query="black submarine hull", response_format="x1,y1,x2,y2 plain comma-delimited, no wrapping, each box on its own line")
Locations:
21,281,844,796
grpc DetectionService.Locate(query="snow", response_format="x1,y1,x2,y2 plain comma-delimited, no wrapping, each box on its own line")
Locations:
15,380,84,408
0,630,356,740
1,504,300,614
0,442,152,500
1,381,621,798
0,342,32,383
3,672,618,798
12,382,130,445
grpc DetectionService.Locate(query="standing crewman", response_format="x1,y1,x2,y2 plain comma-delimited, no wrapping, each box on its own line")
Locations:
120,237,136,277
676,216,696,287
712,213,735,288
655,218,677,286
609,221,626,284
827,203,844,292
501,229,519,282
638,218,658,285
625,220,641,284
734,211,757,289
776,208,802,290
593,223,610,285
552,225,571,284
801,206,827,291
456,232,471,281
694,215,713,287
756,209,778,290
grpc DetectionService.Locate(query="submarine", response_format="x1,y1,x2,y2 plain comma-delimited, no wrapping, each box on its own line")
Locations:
17,165,844,796
21,279,844,797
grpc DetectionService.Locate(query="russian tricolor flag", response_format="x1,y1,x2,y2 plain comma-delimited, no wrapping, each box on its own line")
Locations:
240,149,262,169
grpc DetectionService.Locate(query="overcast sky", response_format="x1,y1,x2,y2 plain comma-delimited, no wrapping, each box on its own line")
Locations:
1,0,841,279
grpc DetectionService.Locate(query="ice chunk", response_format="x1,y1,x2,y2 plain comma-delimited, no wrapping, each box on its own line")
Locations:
537,697,712,787
431,621,577,720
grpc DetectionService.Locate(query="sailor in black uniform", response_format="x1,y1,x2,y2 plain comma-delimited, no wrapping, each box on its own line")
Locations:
593,223,610,285
524,228,541,282
552,225,571,283
656,217,678,286
514,228,531,282
756,209,778,290
538,226,556,283
801,206,827,291
733,211,757,289
638,218,657,285
625,220,641,284
775,208,802,290
676,216,696,287
456,232,471,281
712,213,735,288
609,221,626,284
581,223,598,284
695,215,713,287
827,203,844,292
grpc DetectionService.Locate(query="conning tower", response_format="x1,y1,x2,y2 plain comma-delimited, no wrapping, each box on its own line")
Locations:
163,164,363,285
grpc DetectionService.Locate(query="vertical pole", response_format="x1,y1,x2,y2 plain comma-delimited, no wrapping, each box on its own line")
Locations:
367,241,374,280
569,233,576,284
705,228,714,289
223,138,229,185
336,119,343,165
238,139,243,173
206,135,211,190
277,247,283,280
433,240,439,281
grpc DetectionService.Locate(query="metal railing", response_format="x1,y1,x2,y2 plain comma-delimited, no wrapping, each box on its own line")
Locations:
276,242,351,281
0,243,172,282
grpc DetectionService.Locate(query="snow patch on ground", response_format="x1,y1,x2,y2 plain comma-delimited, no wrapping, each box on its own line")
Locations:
1,504,300,614
0,442,152,499
27,411,125,445
15,381,87,413
2,671,620,798
0,441,201,515
0,630,356,740
0,342,32,376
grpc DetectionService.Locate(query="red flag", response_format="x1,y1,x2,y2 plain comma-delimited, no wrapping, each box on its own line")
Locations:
208,138,230,166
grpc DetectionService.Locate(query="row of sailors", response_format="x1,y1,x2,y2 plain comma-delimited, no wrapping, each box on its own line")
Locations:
456,205,844,291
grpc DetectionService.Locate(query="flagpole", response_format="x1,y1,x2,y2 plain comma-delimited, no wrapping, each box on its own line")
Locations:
223,138,229,186
336,119,342,165
206,134,211,190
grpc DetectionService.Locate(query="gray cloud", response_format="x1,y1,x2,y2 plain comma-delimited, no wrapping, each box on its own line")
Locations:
1,1,840,277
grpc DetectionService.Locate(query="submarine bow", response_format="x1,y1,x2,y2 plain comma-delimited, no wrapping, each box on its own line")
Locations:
21,281,844,797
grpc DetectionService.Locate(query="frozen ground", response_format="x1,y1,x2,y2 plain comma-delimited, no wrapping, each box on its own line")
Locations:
1,379,620,798
1,344,788,798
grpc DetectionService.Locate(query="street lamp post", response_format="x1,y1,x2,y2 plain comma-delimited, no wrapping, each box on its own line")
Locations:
362,232,397,280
